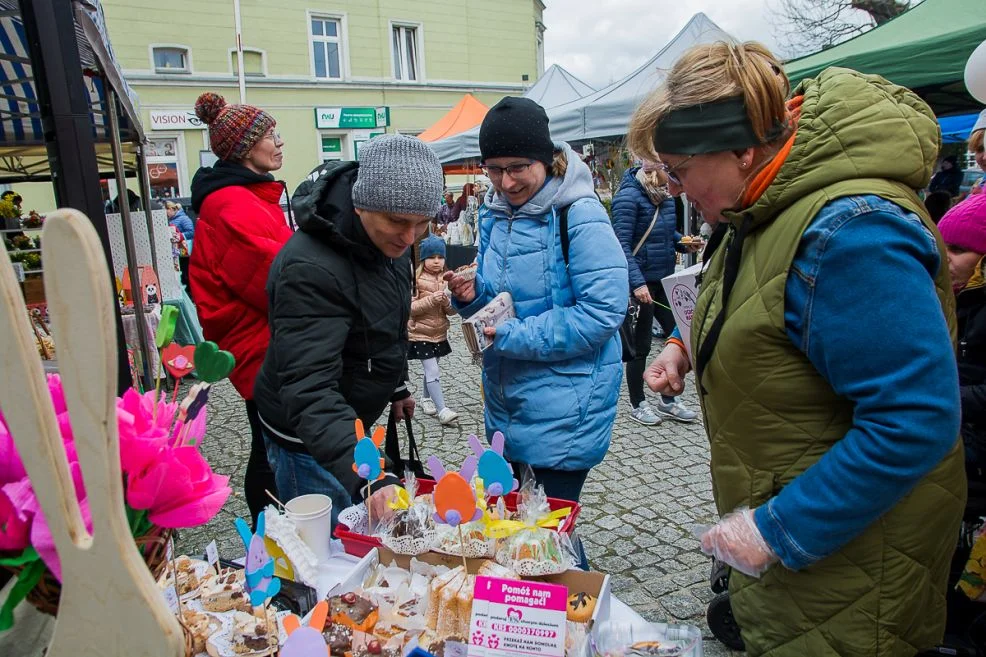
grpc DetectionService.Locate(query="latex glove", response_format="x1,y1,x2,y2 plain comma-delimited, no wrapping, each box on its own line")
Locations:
366,484,401,529
644,341,691,396
699,507,778,578
633,286,653,304
391,396,415,421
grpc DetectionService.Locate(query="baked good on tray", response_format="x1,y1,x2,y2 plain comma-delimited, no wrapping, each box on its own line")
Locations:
201,567,251,613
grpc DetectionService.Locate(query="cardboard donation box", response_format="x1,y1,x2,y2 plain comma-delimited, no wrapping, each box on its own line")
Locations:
661,262,703,360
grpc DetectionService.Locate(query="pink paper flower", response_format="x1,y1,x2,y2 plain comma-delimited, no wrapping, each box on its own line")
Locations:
127,445,230,528
0,375,230,581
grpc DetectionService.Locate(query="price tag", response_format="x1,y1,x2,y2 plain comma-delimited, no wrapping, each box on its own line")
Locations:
162,584,179,614
468,576,568,657
11,262,24,283
206,539,219,573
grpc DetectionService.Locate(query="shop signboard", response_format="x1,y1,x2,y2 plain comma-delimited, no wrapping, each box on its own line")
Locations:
149,110,208,130
315,106,390,129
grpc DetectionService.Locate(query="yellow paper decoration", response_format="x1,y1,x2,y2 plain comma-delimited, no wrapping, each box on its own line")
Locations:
484,507,572,540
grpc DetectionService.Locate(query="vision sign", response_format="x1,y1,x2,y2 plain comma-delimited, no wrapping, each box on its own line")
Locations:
149,110,208,130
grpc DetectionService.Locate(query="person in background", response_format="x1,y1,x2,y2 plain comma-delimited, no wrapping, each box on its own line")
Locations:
437,190,457,225
612,162,700,426
445,96,628,524
968,109,986,195
929,154,964,197
938,193,986,481
165,201,195,241
254,135,443,524
924,191,953,224
189,92,293,529
410,234,459,425
629,41,965,656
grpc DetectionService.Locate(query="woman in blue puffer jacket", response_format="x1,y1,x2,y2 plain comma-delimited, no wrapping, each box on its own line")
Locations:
612,165,698,426
446,97,628,510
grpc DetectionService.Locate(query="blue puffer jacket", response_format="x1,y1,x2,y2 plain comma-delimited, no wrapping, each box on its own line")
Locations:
611,167,680,289
456,143,629,470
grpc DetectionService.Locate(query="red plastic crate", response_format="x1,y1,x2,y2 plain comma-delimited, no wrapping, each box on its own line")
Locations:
334,477,581,558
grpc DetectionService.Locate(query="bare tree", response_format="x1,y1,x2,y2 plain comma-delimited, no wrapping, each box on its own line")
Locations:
772,0,912,58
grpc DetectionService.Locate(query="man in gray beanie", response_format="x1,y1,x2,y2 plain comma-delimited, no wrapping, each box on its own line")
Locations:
254,134,444,522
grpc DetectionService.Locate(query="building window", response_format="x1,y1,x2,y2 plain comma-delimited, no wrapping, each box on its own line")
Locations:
311,16,342,79
232,49,265,77
152,47,189,73
392,25,419,81
144,137,183,199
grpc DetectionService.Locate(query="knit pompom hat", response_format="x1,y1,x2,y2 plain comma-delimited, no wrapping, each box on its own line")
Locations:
939,192,986,255
195,92,275,162
352,134,443,218
419,234,446,260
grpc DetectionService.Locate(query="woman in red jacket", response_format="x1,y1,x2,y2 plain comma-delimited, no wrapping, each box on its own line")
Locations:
189,92,293,527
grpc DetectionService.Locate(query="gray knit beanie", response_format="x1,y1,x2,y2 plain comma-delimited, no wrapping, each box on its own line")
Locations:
352,134,444,217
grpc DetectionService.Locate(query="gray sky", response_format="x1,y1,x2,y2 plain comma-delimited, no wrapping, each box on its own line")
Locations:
542,0,787,88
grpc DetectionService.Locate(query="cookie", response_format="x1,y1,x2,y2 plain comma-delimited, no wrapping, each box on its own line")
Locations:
566,591,596,623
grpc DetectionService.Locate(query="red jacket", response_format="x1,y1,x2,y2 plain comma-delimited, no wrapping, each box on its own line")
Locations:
189,163,293,399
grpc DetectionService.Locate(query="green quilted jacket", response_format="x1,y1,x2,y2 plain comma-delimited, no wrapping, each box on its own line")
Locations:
692,68,967,656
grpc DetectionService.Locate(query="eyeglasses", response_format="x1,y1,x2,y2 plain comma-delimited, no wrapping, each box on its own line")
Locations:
658,154,696,186
263,130,281,143
481,161,535,178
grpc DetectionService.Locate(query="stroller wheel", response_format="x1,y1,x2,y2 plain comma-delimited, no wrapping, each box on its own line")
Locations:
707,591,745,651
710,558,730,594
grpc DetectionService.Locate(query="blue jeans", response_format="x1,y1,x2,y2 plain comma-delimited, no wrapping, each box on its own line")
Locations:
263,431,352,527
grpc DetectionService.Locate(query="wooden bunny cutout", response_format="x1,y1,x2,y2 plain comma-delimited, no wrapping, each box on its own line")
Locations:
0,209,184,656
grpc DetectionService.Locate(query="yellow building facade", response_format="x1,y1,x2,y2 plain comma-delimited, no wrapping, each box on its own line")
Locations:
100,0,545,200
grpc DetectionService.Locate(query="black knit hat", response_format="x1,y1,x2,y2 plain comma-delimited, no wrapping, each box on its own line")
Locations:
479,97,554,166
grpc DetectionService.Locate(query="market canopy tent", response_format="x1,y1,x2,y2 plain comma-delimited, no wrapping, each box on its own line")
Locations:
0,0,158,392
545,12,735,143
525,63,596,108
428,63,596,163
0,0,143,180
418,93,488,143
784,0,986,116
939,112,981,143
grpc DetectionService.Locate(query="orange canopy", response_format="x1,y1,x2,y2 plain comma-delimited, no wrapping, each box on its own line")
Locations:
418,94,488,142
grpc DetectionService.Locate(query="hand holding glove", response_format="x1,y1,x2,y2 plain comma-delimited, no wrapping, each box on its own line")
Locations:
699,507,778,578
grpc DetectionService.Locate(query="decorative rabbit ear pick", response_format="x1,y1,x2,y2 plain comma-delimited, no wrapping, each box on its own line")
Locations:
469,431,518,497
235,511,281,649
280,600,331,657
353,419,385,530
428,455,483,572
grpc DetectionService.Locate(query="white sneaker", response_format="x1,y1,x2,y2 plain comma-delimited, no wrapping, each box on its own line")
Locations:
421,398,437,416
629,401,662,426
437,407,459,425
655,399,699,423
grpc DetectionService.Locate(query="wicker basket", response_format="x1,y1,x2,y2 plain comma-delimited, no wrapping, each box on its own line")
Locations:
3,526,173,617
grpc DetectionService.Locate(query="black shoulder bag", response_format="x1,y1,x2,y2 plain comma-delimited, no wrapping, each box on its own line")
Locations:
384,408,427,480
561,205,651,363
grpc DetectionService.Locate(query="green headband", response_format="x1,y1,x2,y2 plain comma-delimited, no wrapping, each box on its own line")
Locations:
653,96,784,155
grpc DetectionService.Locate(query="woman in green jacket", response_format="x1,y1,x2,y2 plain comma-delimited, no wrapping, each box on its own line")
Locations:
628,41,966,656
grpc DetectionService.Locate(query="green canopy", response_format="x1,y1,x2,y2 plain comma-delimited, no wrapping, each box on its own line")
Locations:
784,0,986,116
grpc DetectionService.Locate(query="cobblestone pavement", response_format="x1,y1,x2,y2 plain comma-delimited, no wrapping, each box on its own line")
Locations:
181,318,740,656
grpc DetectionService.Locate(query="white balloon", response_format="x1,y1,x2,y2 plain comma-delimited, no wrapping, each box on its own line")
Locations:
965,39,986,104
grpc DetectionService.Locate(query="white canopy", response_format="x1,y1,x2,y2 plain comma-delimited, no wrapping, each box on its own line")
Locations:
429,13,736,163
547,13,735,142
428,63,595,163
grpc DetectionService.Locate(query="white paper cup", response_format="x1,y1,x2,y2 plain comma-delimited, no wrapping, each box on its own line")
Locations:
285,493,332,564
